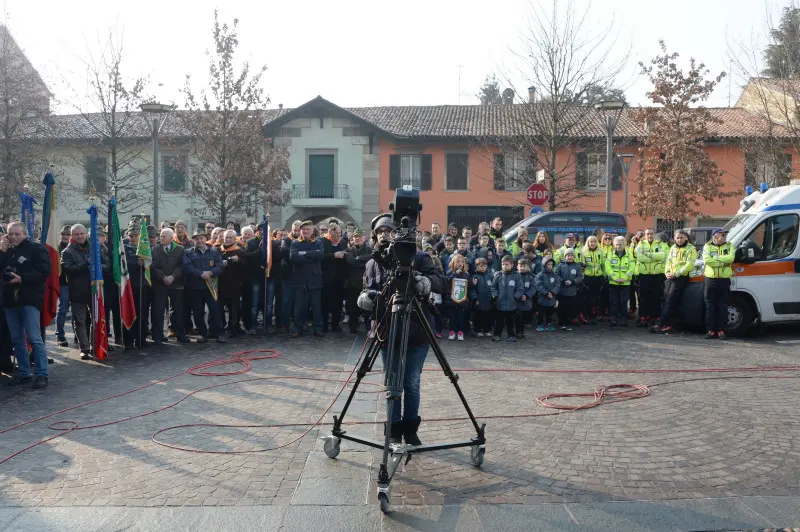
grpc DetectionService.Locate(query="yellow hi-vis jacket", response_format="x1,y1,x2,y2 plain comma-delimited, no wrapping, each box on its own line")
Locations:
605,249,636,286
635,239,668,275
665,244,698,278
582,247,606,277
702,241,735,279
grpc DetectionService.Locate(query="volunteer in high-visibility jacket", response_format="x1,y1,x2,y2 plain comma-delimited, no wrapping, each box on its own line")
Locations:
554,233,584,265
635,229,668,327
702,229,735,340
598,232,615,320
604,236,635,327
581,235,605,323
652,229,697,334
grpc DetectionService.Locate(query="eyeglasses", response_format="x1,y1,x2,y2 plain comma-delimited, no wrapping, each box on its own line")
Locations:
376,228,392,236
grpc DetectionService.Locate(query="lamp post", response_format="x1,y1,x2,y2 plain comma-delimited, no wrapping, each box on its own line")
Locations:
139,102,174,227
593,100,627,212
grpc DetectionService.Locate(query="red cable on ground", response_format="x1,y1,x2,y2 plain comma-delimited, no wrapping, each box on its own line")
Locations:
1,345,799,465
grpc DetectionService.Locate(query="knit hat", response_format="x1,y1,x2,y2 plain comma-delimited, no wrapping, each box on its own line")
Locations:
564,248,575,257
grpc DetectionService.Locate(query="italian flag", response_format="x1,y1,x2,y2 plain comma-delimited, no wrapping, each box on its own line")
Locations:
40,172,61,327
109,198,136,329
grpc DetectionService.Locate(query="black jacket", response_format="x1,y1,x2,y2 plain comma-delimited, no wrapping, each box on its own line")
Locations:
152,243,185,289
245,237,280,279
0,238,52,310
344,244,372,290
58,241,68,286
289,238,324,289
364,251,446,347
61,240,110,304
125,244,146,287
321,237,347,286
279,236,295,280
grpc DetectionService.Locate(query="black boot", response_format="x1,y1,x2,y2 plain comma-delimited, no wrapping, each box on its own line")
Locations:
403,417,422,447
384,421,403,444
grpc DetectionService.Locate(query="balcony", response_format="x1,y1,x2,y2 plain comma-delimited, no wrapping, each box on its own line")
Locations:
291,184,350,208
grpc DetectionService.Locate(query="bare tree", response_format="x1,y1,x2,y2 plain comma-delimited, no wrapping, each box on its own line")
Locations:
477,0,628,211
0,24,51,219
180,11,290,223
63,31,152,216
729,3,798,188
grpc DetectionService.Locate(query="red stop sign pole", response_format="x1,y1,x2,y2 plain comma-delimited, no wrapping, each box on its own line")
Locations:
527,183,550,206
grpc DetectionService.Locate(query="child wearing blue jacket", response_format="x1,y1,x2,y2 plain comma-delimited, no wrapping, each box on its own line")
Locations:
535,256,561,331
491,255,523,342
515,258,536,338
469,258,494,337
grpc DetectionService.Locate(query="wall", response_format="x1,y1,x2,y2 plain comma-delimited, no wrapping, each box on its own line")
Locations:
274,115,379,230
379,139,757,233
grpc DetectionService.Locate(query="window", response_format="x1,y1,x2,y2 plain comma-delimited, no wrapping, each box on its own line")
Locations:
586,153,607,190
745,214,799,261
445,153,468,190
389,154,432,190
401,155,422,189
162,155,187,192
493,153,532,191
308,153,335,197
745,153,792,188
656,218,688,236
85,156,107,194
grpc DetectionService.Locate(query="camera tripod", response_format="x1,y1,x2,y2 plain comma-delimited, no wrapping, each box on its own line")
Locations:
322,269,486,514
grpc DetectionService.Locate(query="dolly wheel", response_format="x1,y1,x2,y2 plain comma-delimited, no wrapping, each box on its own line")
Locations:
323,437,341,459
470,445,485,467
379,493,391,514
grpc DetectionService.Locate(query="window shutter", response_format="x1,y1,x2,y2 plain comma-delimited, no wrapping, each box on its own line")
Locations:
420,154,432,190
780,153,793,184
744,153,756,187
611,155,623,191
389,155,400,190
576,152,588,188
493,153,505,190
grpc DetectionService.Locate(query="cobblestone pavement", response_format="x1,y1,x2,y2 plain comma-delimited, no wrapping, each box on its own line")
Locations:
1,323,799,515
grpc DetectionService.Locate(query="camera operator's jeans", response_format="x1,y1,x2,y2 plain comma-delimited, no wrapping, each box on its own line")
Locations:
55,285,69,340
4,306,48,377
381,343,429,423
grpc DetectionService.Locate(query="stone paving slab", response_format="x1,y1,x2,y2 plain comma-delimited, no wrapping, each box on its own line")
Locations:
0,497,797,531
1,325,800,516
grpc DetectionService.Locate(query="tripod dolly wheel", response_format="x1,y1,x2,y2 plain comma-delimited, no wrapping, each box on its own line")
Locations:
470,445,485,467
323,437,341,459
378,493,391,514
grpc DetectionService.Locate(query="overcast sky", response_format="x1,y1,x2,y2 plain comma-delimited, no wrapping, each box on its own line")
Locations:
3,0,788,113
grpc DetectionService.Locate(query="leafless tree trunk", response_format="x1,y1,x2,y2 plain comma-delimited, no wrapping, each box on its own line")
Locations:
62,30,152,217
474,0,628,211
0,25,52,220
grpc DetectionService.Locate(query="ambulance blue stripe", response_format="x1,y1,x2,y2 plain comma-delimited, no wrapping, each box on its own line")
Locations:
761,203,800,212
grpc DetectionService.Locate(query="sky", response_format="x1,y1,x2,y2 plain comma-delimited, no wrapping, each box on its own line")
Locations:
3,0,790,113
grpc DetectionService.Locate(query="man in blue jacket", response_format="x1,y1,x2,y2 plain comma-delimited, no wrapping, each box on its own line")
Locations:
182,229,226,344
289,220,325,338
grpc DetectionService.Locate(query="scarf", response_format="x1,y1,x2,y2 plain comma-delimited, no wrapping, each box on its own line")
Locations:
324,234,342,246
68,237,90,253
220,242,242,255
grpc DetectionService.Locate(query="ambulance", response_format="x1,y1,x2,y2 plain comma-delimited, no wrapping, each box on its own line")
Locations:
680,181,800,336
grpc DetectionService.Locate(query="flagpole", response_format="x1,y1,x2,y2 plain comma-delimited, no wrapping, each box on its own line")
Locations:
111,188,126,351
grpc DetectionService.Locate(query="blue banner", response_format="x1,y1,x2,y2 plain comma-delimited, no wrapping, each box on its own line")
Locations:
19,192,37,238
87,204,104,284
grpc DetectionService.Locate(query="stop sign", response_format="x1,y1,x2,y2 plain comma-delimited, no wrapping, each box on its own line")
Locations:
526,183,549,206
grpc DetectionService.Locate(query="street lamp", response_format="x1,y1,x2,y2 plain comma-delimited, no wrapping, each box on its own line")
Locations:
140,102,174,226
593,100,627,213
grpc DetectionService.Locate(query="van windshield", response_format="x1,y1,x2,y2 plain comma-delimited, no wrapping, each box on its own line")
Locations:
724,214,755,243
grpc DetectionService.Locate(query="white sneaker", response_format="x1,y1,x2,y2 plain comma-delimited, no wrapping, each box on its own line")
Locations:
457,332,465,341
448,331,456,340
476,332,484,338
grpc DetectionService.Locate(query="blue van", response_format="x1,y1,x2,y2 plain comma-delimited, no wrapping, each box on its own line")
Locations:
502,211,628,246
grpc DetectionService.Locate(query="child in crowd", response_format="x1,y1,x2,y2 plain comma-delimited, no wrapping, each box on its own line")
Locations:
535,256,560,331
491,255,523,342
470,258,494,337
515,258,536,339
492,238,508,272
555,248,584,331
447,254,471,341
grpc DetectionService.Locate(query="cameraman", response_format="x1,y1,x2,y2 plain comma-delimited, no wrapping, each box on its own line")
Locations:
0,221,52,388
358,214,446,447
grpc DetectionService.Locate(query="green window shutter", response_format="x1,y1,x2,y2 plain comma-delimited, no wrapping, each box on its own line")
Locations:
576,152,588,188
493,153,505,190
421,154,432,190
389,155,400,190
611,155,623,191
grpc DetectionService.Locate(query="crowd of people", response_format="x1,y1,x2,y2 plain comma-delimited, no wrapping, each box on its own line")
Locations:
0,212,735,390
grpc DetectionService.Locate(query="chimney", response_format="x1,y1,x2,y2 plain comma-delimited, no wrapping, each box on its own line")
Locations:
502,88,515,105
278,103,283,109
528,86,536,103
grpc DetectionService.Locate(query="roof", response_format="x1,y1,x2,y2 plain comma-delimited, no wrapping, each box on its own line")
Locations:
11,97,792,142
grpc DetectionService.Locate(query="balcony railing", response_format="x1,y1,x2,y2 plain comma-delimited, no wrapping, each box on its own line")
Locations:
292,184,350,200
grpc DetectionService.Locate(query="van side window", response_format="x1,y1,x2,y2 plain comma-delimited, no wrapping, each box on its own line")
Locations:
745,214,799,261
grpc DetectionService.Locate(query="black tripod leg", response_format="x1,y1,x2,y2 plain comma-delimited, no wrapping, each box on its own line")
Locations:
412,298,485,439
332,330,383,434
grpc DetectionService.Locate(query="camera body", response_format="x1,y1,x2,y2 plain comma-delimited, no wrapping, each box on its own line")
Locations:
371,187,423,293
2,265,17,283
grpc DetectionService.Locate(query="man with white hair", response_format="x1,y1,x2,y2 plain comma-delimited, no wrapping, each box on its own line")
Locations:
0,221,52,388
61,223,109,359
151,227,189,345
